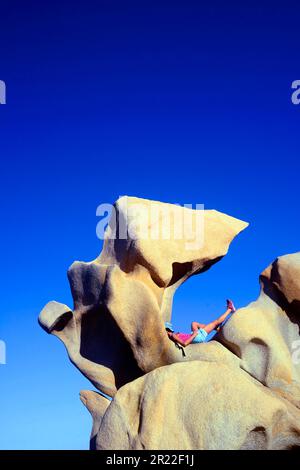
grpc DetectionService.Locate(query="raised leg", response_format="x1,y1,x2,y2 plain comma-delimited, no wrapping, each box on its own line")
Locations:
191,321,206,332
202,308,232,334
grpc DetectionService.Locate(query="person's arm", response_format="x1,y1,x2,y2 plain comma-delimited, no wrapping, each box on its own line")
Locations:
171,331,198,347
171,333,185,347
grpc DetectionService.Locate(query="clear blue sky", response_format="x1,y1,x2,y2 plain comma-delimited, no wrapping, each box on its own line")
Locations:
0,0,300,449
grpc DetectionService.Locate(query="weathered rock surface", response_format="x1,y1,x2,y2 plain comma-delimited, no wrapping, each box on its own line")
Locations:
39,196,300,449
39,196,248,397
86,253,300,450
217,253,300,408
94,361,300,450
79,390,111,450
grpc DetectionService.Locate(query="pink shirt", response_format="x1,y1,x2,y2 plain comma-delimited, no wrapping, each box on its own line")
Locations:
175,332,193,342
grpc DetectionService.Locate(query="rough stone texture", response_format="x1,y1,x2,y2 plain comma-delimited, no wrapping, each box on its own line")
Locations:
39,196,300,449
39,196,248,397
95,361,300,450
217,253,300,408
79,390,111,450
88,253,300,450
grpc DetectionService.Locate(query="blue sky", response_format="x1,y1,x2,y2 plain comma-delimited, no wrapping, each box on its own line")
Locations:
0,0,300,449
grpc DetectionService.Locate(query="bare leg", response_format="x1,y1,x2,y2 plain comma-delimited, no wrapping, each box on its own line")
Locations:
191,321,206,332
202,308,232,334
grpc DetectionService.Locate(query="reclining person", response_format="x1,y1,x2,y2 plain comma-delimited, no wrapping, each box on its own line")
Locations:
165,299,236,348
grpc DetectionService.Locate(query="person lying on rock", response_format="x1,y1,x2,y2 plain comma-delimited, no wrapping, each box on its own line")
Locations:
165,299,236,347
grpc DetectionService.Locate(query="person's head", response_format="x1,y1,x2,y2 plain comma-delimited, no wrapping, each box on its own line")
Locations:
165,321,174,336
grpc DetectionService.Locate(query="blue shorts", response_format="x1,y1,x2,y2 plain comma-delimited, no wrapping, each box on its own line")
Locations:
191,328,208,344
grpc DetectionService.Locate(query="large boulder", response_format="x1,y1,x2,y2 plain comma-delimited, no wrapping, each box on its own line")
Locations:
92,361,300,450
218,253,300,408
39,196,248,397
83,253,300,450
38,196,300,450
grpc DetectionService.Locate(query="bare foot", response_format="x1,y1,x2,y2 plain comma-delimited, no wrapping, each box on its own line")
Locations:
226,299,236,312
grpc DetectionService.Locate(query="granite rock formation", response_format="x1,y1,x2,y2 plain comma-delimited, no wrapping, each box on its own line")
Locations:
39,197,300,449
39,196,248,397
86,253,300,450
